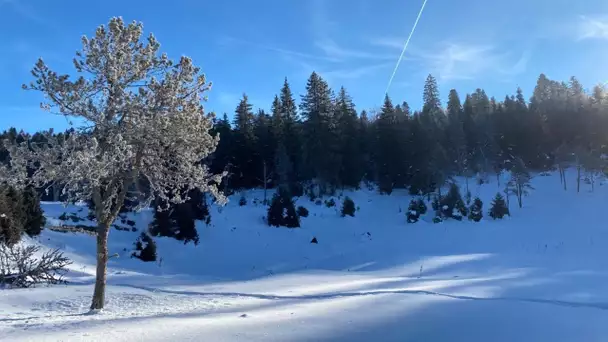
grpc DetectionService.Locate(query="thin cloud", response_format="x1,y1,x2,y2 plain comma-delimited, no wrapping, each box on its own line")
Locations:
1,0,52,28
369,36,408,50
578,15,608,40
322,62,393,80
217,36,339,62
314,38,396,61
413,43,529,82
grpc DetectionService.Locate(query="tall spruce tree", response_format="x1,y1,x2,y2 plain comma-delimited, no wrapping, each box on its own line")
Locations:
300,72,339,193
279,78,302,192
232,94,257,189
375,95,399,194
335,87,363,188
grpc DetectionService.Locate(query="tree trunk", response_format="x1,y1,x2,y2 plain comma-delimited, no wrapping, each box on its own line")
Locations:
517,185,523,208
562,167,567,191
262,161,267,205
90,222,110,310
577,163,581,193
53,185,60,202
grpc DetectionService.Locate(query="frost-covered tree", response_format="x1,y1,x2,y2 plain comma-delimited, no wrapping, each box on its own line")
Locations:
507,158,533,208
0,18,225,310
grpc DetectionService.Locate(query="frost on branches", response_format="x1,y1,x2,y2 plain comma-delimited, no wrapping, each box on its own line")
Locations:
0,17,225,310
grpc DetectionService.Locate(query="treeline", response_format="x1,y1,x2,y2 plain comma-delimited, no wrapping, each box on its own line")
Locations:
209,72,608,197
3,72,608,201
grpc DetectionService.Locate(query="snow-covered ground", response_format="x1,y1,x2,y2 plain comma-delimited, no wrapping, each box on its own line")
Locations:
3,170,608,341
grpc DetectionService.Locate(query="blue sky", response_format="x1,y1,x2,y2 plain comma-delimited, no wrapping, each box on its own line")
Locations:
1,0,608,132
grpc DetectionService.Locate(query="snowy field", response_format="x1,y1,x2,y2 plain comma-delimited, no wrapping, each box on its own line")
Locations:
3,170,608,341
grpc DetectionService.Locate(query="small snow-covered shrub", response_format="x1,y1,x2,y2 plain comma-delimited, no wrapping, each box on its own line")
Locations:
407,198,427,223
489,193,509,219
239,195,247,206
439,183,467,220
267,188,300,228
0,245,71,288
468,197,483,222
341,197,356,217
297,206,309,218
132,232,157,262
325,198,336,208
431,195,441,212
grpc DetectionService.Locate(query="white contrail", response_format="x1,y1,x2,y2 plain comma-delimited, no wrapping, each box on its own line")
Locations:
383,0,429,98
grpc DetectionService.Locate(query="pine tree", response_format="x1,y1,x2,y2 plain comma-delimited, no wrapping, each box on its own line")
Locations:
439,183,467,220
468,197,483,222
267,188,300,228
375,95,399,194
0,187,23,246
423,74,441,115
132,232,157,262
335,87,363,188
300,72,339,193
407,198,427,223
341,196,356,217
489,193,510,219
232,94,257,189
279,78,302,187
446,89,467,175
210,114,234,193
507,158,533,208
21,186,46,237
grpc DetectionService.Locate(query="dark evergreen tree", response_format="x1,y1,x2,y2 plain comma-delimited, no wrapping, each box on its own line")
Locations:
132,232,157,262
0,187,23,246
468,197,483,222
300,72,339,193
341,196,356,217
279,78,303,189
267,188,300,228
375,95,399,194
489,193,510,219
232,94,258,189
335,87,364,188
407,198,427,223
439,183,467,220
21,186,46,236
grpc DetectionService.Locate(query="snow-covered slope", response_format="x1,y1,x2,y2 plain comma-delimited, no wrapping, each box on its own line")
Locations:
3,170,608,342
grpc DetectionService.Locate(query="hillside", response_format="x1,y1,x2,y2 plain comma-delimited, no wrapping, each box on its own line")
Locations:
2,170,608,341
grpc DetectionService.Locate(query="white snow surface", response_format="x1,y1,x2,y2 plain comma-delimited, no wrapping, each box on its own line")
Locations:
3,170,608,341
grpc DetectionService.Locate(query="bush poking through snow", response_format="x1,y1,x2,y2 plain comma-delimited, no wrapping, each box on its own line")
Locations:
267,189,300,228
239,196,247,207
0,245,71,288
297,206,309,218
468,197,483,222
325,198,336,208
407,198,427,223
489,193,510,219
341,197,356,217
131,233,157,262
